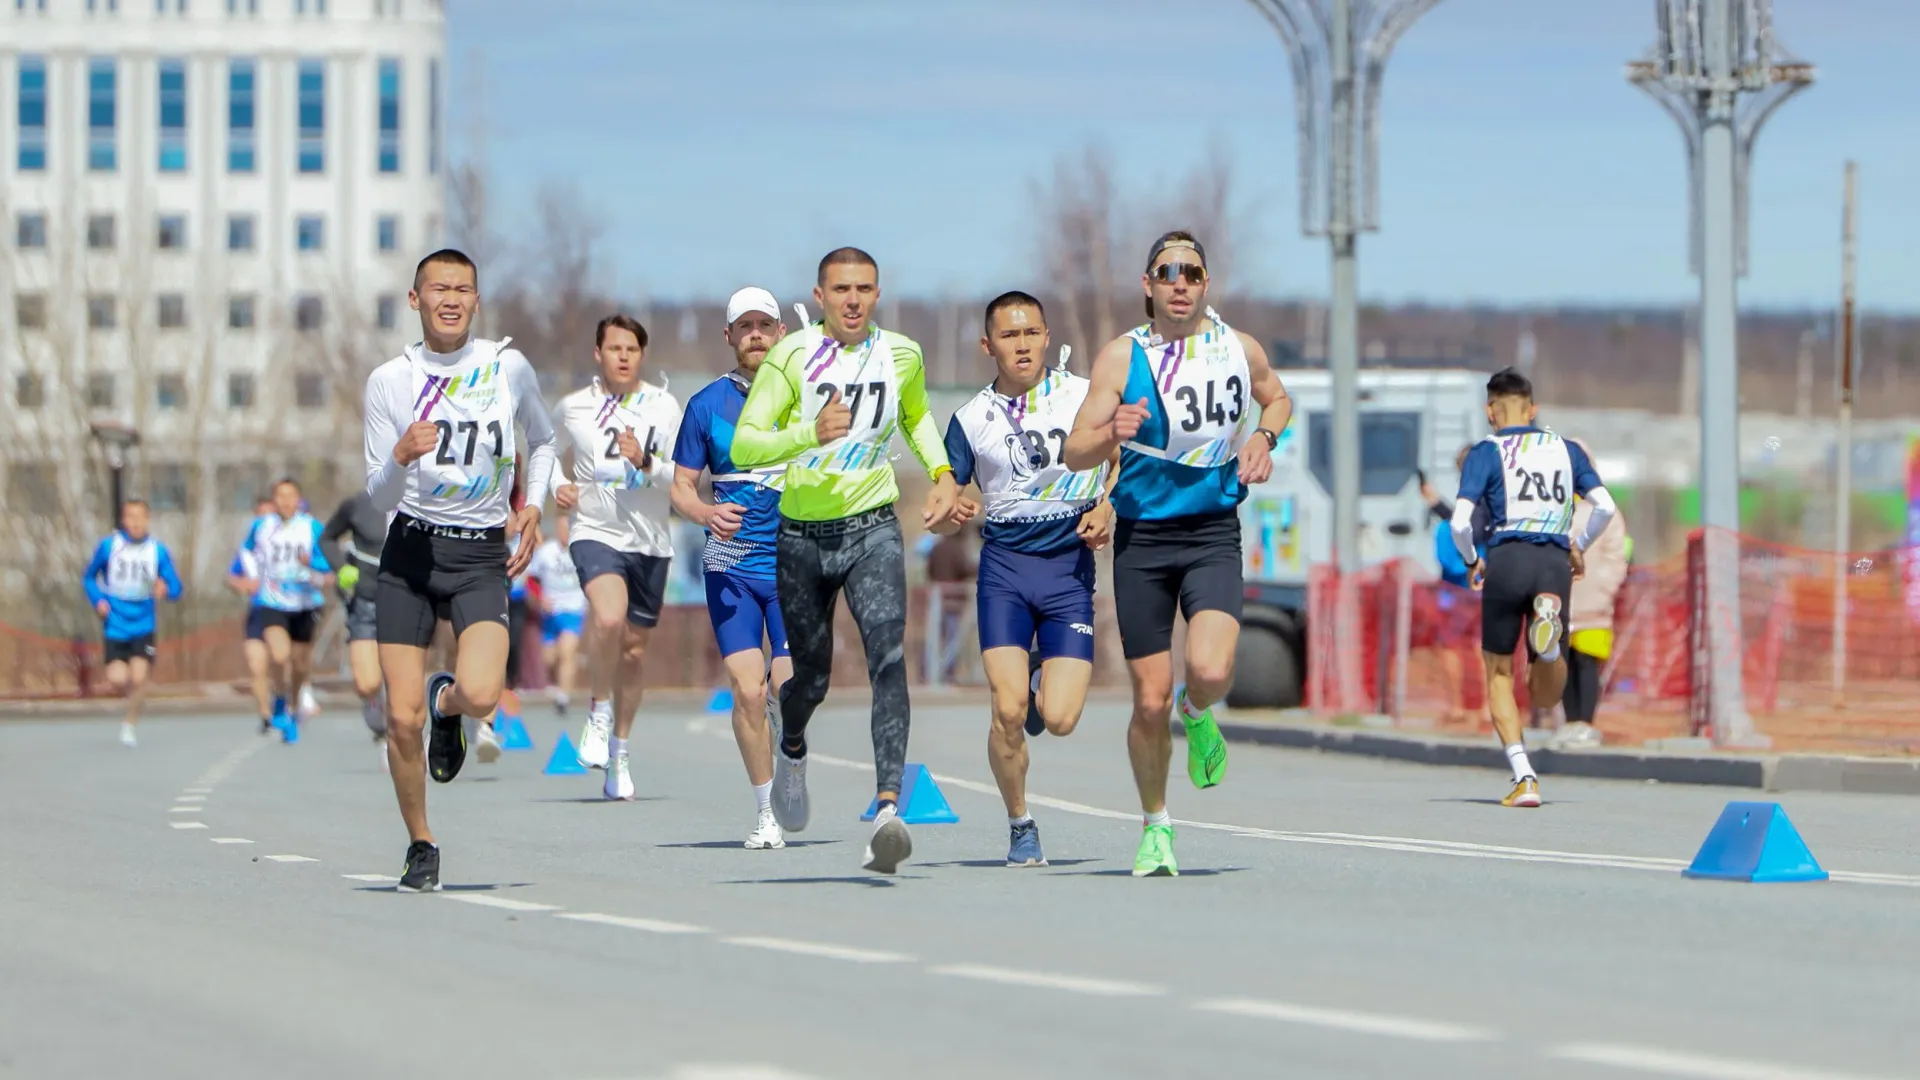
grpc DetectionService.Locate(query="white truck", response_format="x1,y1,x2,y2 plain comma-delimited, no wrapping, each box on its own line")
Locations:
1229,367,1492,708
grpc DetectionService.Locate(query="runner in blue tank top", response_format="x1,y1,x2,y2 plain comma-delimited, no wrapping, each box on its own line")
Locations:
1063,231,1294,878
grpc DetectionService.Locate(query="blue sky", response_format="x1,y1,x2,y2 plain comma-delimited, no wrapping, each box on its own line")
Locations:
448,0,1920,311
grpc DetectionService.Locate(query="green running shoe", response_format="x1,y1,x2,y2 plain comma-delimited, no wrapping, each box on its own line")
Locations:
1133,823,1178,877
1180,693,1228,789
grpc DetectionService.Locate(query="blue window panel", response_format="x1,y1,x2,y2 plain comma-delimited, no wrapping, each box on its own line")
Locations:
17,57,47,172
377,58,401,174
158,60,188,172
376,214,399,252
296,215,324,252
89,59,118,172
297,59,325,174
227,60,256,173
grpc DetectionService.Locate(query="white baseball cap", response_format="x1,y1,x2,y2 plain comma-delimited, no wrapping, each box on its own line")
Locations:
725,287,781,327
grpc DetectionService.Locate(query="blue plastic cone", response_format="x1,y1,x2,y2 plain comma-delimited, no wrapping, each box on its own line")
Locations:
1682,801,1829,883
707,687,733,713
860,763,959,824
497,716,533,750
543,732,589,775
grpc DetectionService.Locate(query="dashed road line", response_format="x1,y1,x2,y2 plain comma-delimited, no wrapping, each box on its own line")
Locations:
211,838,255,845
929,963,1163,997
262,854,319,863
1195,997,1498,1042
720,936,912,964
174,795,207,803
444,894,561,913
183,787,213,795
169,821,208,830
342,874,399,883
1547,1041,1880,1079
167,806,202,813
556,911,708,935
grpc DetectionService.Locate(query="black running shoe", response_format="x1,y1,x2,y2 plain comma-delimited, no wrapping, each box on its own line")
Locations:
397,841,440,892
425,671,466,784
1024,649,1046,737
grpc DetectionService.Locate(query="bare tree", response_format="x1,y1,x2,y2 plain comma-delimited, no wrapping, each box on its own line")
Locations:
1030,145,1126,369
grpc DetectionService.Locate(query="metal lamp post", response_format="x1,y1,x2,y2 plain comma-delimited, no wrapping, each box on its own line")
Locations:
88,420,141,530
1628,0,1812,747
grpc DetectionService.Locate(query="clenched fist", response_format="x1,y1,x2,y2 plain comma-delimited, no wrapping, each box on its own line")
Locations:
616,426,653,469
815,387,852,444
555,484,580,511
395,421,439,466
1112,399,1150,443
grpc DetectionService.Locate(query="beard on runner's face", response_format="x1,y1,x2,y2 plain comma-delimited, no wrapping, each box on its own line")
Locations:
727,315,780,365
1149,265,1205,322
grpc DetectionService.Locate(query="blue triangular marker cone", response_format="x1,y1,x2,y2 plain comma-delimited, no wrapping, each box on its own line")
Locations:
707,687,733,713
497,716,533,750
860,763,959,824
1682,801,1829,883
543,732,589,775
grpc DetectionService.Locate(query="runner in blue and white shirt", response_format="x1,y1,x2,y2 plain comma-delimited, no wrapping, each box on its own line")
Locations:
669,287,793,850
82,499,183,746
224,499,279,734
240,478,333,742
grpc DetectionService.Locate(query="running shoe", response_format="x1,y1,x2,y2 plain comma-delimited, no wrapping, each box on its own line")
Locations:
119,722,137,748
604,748,635,801
553,688,570,715
772,748,810,832
1025,651,1046,737
863,804,912,874
1179,691,1228,789
396,841,440,893
1132,823,1179,877
269,697,289,735
1548,720,1601,751
1007,820,1047,867
280,714,300,745
474,720,502,764
376,734,390,774
258,715,273,736
362,696,387,738
424,671,467,784
1528,594,1564,663
745,809,786,850
1502,776,1543,808
576,708,612,770
298,684,320,719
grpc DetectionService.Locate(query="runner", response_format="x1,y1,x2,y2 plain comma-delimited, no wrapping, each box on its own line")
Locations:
669,287,793,848
1451,368,1615,807
1063,231,1293,877
363,248,554,892
550,314,681,802
241,478,334,744
321,489,391,761
527,515,585,717
936,291,1116,867
226,498,276,734
731,247,963,875
83,499,183,747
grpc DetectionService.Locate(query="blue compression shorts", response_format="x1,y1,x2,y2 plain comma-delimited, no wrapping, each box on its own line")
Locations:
976,543,1096,662
704,571,789,659
540,609,584,645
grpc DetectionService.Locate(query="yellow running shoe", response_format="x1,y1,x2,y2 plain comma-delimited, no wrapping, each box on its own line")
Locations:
1502,776,1542,808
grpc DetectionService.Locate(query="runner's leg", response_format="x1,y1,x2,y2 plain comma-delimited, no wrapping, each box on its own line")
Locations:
584,574,627,709
983,647,1035,818
773,529,836,757
611,625,651,740
244,638,272,722
380,643,433,842
555,629,579,710
842,522,909,804
124,655,150,725
263,625,293,705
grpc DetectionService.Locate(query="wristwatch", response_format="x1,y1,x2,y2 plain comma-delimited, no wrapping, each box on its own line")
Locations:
1254,428,1279,451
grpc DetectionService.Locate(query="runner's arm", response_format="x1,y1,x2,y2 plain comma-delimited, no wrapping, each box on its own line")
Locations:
318,501,354,575
929,415,975,536
730,343,814,467
896,345,952,483
82,540,110,607
643,398,682,489
546,397,574,495
1566,441,1615,551
1239,333,1293,436
507,352,556,512
666,400,714,525
363,364,411,513
1452,443,1497,566
1062,337,1132,472
156,544,184,601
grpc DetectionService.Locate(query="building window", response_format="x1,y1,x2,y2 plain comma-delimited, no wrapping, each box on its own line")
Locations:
158,294,187,329
16,373,46,409
226,0,258,14
87,372,116,408
16,212,48,249
428,58,441,175
295,372,326,408
17,57,48,172
158,60,188,172
16,294,47,330
376,214,399,252
227,372,255,409
376,294,398,329
228,295,255,329
295,295,324,332
17,0,50,13
156,372,186,409
158,214,187,250
297,59,325,174
294,0,326,13
8,464,59,515
88,214,116,250
377,58,402,174
215,463,265,510
296,215,325,252
88,295,117,330
228,60,256,173
89,59,117,172
148,463,191,512
227,214,255,252
86,0,120,10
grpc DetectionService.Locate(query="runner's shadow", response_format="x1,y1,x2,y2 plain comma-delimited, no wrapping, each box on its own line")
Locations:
1058,867,1248,878
721,875,925,888
659,840,840,849
352,882,536,894
917,859,1100,869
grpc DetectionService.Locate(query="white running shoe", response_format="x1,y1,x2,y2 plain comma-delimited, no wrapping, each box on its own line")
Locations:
577,709,612,769
474,721,502,763
298,684,320,719
1549,720,1603,750
377,736,390,774
745,809,786,850
119,722,137,748
771,750,810,832
553,688,571,714
862,804,912,875
361,696,387,738
604,749,635,801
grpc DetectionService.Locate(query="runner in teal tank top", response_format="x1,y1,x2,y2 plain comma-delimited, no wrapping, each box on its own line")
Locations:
1063,230,1294,877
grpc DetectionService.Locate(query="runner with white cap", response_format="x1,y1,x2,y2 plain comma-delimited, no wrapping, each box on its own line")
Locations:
669,286,794,849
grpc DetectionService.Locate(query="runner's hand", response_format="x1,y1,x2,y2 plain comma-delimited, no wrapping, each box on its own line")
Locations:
505,506,542,578
95,600,110,617
151,578,169,599
1076,502,1115,551
555,484,580,511
1237,436,1274,485
1468,561,1485,592
951,496,981,526
706,502,745,541
1111,399,1150,443
1569,544,1586,581
394,421,439,466
816,387,852,444
616,427,647,468
922,472,959,529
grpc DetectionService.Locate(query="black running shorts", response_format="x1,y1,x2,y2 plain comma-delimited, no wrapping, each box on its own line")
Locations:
375,514,511,648
1480,539,1574,657
103,635,156,665
568,539,670,629
255,608,319,644
1112,510,1244,660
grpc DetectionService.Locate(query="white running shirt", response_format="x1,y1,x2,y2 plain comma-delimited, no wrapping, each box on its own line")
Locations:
549,378,681,557
527,539,586,613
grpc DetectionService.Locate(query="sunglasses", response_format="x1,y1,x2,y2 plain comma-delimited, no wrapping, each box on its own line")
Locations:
1151,262,1207,286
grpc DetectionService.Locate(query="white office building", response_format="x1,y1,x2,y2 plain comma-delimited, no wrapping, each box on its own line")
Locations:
0,0,446,597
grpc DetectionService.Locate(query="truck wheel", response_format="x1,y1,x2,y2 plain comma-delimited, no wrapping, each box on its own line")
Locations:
1227,625,1302,710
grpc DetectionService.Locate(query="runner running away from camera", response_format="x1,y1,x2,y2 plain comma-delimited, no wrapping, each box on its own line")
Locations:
83,499,184,747
227,498,277,733
528,515,585,716
321,489,392,764
363,248,555,892
1064,231,1293,877
552,314,682,801
241,478,335,744
731,248,964,875
936,291,1116,868
1452,368,1615,808
670,287,795,849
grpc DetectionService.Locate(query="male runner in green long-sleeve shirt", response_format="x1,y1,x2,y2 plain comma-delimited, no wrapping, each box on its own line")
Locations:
731,246,960,875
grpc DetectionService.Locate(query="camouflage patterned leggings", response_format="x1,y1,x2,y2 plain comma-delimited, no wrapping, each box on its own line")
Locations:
775,509,910,797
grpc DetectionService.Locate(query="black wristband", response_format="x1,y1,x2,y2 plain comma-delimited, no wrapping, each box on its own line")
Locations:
1255,428,1279,451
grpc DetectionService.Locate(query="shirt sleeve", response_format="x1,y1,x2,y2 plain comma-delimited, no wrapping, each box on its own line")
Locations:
731,341,817,467
507,351,557,511
307,529,333,574
895,343,951,481
671,392,708,472
645,395,682,488
1455,441,1498,504
943,414,976,488
82,539,110,606
363,363,411,513
319,501,353,574
156,544,184,600
1567,439,1604,497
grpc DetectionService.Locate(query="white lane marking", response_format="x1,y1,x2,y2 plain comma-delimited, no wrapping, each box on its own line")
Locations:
557,911,708,935
167,806,202,813
930,963,1163,997
670,1066,824,1080
444,894,561,913
720,936,911,964
262,855,319,863
191,740,267,788
174,795,207,803
183,787,213,794
211,837,254,845
342,874,399,883
1548,1042,1881,1079
170,821,208,830
1195,997,1497,1042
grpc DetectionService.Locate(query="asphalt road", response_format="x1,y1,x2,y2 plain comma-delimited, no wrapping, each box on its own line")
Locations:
3,697,1918,1080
